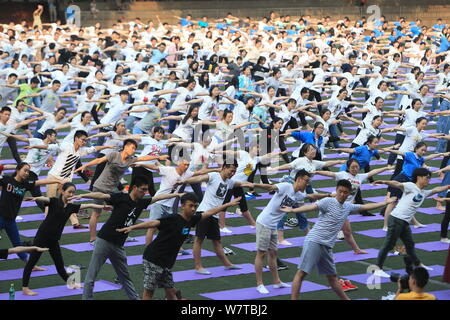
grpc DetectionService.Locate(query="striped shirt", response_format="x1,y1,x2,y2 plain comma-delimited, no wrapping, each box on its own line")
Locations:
306,197,361,248
48,142,96,180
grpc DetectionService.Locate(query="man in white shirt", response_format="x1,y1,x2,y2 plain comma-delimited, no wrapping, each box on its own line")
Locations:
175,161,251,275
250,170,331,294
373,168,450,277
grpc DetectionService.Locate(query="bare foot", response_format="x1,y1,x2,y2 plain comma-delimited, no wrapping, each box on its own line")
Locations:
32,266,47,272
437,204,445,211
22,287,38,296
354,249,368,254
67,282,83,289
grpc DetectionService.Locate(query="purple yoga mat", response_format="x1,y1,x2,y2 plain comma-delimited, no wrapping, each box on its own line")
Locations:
173,263,259,282
0,280,120,300
355,223,448,238
415,241,450,252
61,236,147,252
16,213,46,223
417,207,443,215
342,265,445,285
0,265,59,281
282,248,388,266
428,290,450,300
19,223,104,237
231,236,307,252
105,249,215,266
199,280,328,300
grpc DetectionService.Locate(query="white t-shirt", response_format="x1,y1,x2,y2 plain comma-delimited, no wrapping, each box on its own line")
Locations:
334,171,369,203
0,122,14,153
136,136,167,167
48,142,96,180
171,87,196,114
231,150,261,182
353,122,381,146
198,96,219,120
38,112,68,135
24,138,60,175
391,182,433,223
231,101,251,125
100,97,130,125
172,118,196,141
289,157,326,179
399,127,429,154
151,165,194,207
256,182,308,229
197,172,235,217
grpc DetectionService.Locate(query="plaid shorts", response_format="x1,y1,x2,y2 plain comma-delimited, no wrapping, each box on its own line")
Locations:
143,259,174,291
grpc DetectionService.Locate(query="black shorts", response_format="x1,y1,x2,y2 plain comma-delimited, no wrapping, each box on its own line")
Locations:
388,173,410,199
195,214,221,240
223,187,248,212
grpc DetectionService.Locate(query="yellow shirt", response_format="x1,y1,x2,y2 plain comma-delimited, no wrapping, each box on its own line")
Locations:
395,292,436,300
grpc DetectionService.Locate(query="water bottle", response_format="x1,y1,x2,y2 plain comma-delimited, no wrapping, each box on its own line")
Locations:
9,283,15,300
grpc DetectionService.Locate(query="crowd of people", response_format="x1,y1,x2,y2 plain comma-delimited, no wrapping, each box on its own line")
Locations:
1,8,450,300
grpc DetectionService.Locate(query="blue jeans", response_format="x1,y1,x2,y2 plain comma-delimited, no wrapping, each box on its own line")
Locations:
0,217,28,261
429,97,441,121
436,100,450,153
124,115,138,131
132,126,145,134
394,86,407,110
328,124,340,148
168,111,183,133
440,158,450,197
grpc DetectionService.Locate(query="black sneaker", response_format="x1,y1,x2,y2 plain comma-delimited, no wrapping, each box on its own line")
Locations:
73,224,89,229
277,264,288,271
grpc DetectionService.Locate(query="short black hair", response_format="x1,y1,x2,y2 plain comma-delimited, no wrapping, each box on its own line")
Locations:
336,179,353,191
74,130,88,140
130,175,149,189
44,129,57,138
294,169,311,181
1,106,11,113
412,168,431,183
411,267,429,288
181,192,198,205
123,139,138,149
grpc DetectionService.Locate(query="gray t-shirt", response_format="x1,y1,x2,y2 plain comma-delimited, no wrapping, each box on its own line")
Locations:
306,197,361,248
41,89,60,113
0,86,18,107
93,151,139,191
135,106,162,133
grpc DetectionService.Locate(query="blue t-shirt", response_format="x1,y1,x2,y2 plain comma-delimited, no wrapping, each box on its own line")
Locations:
291,131,323,149
401,152,424,180
410,26,421,36
340,145,379,171
150,49,168,64
180,18,193,27
198,21,209,28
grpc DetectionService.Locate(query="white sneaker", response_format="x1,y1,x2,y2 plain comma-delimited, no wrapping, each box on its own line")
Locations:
220,227,233,234
278,240,293,246
256,284,269,294
273,282,291,289
413,223,427,228
419,263,434,271
16,215,23,221
382,227,388,232
196,268,212,275
249,225,256,229
337,230,345,240
235,208,242,215
440,238,450,244
286,137,296,144
374,269,391,278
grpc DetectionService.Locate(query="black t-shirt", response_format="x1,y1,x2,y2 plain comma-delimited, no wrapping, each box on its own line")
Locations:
0,175,35,220
97,193,152,246
0,249,8,260
143,212,202,269
34,198,81,241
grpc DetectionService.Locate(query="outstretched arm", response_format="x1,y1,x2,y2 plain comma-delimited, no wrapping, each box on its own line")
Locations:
150,193,185,204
